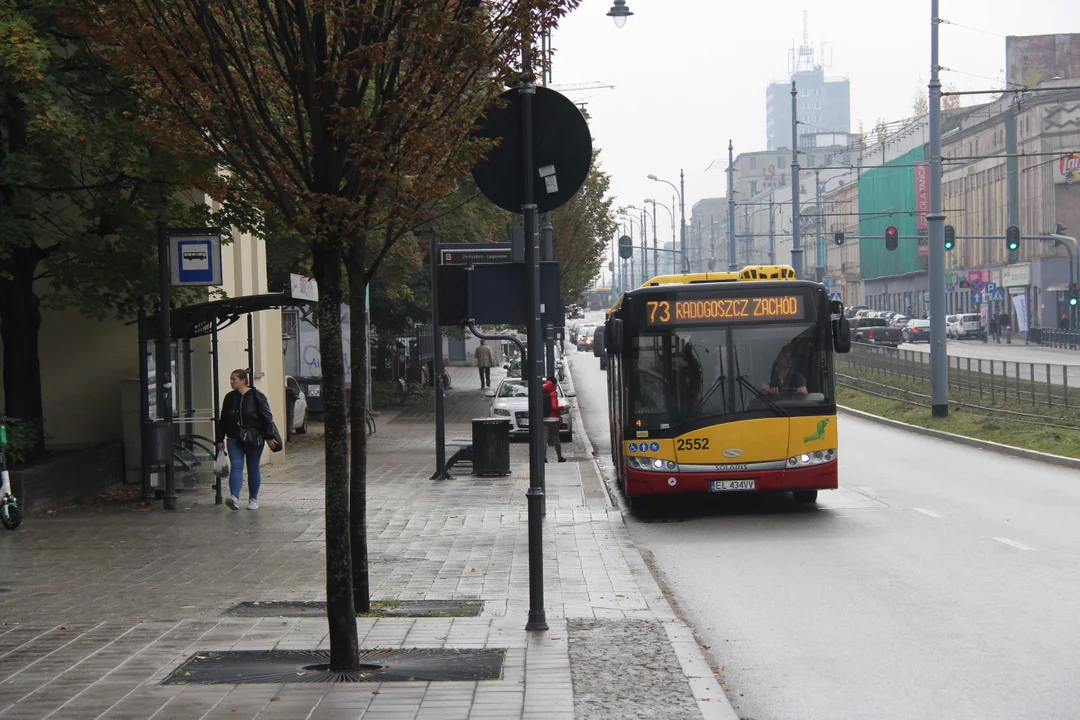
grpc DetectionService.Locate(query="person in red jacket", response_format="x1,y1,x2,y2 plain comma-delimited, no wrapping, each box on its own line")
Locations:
542,376,566,463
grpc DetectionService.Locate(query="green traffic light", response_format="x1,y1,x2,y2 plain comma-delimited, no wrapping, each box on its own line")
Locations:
1072,296,1079,307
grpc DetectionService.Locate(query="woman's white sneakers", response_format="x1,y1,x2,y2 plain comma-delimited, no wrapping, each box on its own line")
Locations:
225,495,258,510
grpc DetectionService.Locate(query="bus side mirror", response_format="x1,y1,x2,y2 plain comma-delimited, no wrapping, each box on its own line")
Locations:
833,316,851,354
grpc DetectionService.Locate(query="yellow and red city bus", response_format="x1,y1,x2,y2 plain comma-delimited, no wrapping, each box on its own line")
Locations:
602,265,851,510
588,287,612,311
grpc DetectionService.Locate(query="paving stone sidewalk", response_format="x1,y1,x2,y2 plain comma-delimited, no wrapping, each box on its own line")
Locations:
0,364,736,719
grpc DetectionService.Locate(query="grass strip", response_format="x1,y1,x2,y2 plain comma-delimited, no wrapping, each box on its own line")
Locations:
837,386,1080,459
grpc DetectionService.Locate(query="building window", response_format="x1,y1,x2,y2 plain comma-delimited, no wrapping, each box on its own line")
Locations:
778,157,786,168
750,181,758,196
750,157,757,170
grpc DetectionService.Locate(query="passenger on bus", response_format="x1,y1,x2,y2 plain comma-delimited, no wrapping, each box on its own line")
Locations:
674,342,703,411
761,347,808,395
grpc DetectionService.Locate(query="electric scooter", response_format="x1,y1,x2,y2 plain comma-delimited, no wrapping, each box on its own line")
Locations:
0,425,22,530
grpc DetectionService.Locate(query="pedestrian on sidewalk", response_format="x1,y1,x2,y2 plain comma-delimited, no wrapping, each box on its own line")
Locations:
542,376,566,463
216,369,279,511
474,340,494,389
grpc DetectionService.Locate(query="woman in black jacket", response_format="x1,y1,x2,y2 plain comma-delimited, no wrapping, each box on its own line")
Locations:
215,369,279,510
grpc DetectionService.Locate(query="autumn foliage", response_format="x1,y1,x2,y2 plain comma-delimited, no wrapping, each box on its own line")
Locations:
72,0,582,670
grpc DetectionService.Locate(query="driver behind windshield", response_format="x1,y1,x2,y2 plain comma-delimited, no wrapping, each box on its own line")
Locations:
760,345,808,395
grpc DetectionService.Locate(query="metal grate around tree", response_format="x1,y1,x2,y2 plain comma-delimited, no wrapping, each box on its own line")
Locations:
161,648,506,684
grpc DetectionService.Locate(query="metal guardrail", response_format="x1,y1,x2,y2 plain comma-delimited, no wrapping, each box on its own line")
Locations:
838,342,1080,411
1031,327,1080,350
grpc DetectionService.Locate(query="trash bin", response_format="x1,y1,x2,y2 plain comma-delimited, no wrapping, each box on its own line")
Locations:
146,420,173,469
472,418,511,476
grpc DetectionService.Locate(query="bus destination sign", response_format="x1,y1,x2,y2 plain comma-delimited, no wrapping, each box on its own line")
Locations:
644,294,805,326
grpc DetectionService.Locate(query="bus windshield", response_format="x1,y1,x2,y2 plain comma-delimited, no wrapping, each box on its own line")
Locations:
626,322,831,430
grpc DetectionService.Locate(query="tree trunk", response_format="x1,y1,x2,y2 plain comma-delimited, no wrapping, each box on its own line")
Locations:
311,241,359,670
0,249,47,458
347,241,370,613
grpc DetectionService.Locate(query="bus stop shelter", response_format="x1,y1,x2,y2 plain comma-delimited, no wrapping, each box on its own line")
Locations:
137,292,316,504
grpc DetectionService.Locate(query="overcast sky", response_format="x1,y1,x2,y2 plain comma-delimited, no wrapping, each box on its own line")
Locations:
551,0,1080,269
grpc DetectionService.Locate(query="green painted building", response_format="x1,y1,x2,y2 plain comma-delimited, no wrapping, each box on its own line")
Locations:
858,147,928,281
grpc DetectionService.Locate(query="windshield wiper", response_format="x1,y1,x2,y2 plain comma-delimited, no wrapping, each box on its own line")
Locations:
736,375,788,417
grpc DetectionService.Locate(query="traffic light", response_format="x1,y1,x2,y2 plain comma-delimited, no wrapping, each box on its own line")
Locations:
884,225,899,251
707,258,715,271
1071,283,1079,308
834,231,845,246
944,225,955,251
1006,225,1020,252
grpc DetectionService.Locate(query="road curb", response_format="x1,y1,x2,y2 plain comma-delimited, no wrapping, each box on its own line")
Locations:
838,405,1080,471
565,349,739,720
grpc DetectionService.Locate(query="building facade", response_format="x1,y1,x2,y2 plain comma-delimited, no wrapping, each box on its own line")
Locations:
766,67,851,151
939,81,1080,328
688,198,728,272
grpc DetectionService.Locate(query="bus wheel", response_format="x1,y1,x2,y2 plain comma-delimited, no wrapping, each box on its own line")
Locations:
626,494,649,515
792,490,818,504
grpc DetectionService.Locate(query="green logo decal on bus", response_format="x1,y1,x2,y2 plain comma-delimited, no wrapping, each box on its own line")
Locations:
804,419,829,443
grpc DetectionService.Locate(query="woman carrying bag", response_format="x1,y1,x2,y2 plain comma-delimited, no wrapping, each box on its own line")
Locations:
215,369,282,510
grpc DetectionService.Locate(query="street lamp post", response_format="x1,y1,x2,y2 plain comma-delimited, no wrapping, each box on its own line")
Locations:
629,204,656,281
648,173,688,273
621,212,649,286
606,0,633,27
928,0,949,418
727,140,737,271
646,199,675,274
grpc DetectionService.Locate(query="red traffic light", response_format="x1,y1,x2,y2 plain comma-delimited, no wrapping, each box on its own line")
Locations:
884,225,899,251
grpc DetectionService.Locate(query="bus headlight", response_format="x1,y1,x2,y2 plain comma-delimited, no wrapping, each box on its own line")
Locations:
786,449,836,467
626,457,679,472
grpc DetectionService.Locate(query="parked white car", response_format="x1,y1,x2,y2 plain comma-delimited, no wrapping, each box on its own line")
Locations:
285,375,308,434
948,313,983,339
486,378,575,441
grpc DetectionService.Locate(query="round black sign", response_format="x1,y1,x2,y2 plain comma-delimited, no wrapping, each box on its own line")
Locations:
618,235,633,260
471,86,593,214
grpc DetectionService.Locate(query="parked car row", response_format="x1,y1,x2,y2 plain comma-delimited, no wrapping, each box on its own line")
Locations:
850,317,903,346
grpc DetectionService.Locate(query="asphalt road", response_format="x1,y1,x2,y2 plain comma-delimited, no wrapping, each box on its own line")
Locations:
899,336,1080,366
568,311,1080,719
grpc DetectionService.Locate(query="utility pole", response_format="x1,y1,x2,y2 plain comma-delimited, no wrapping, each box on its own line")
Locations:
650,201,658,277
727,139,737,271
768,198,776,264
791,82,802,279
742,206,749,266
709,217,716,269
679,170,687,273
696,218,703,272
927,0,949,418
641,207,649,281
519,36,548,632
815,169,823,282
